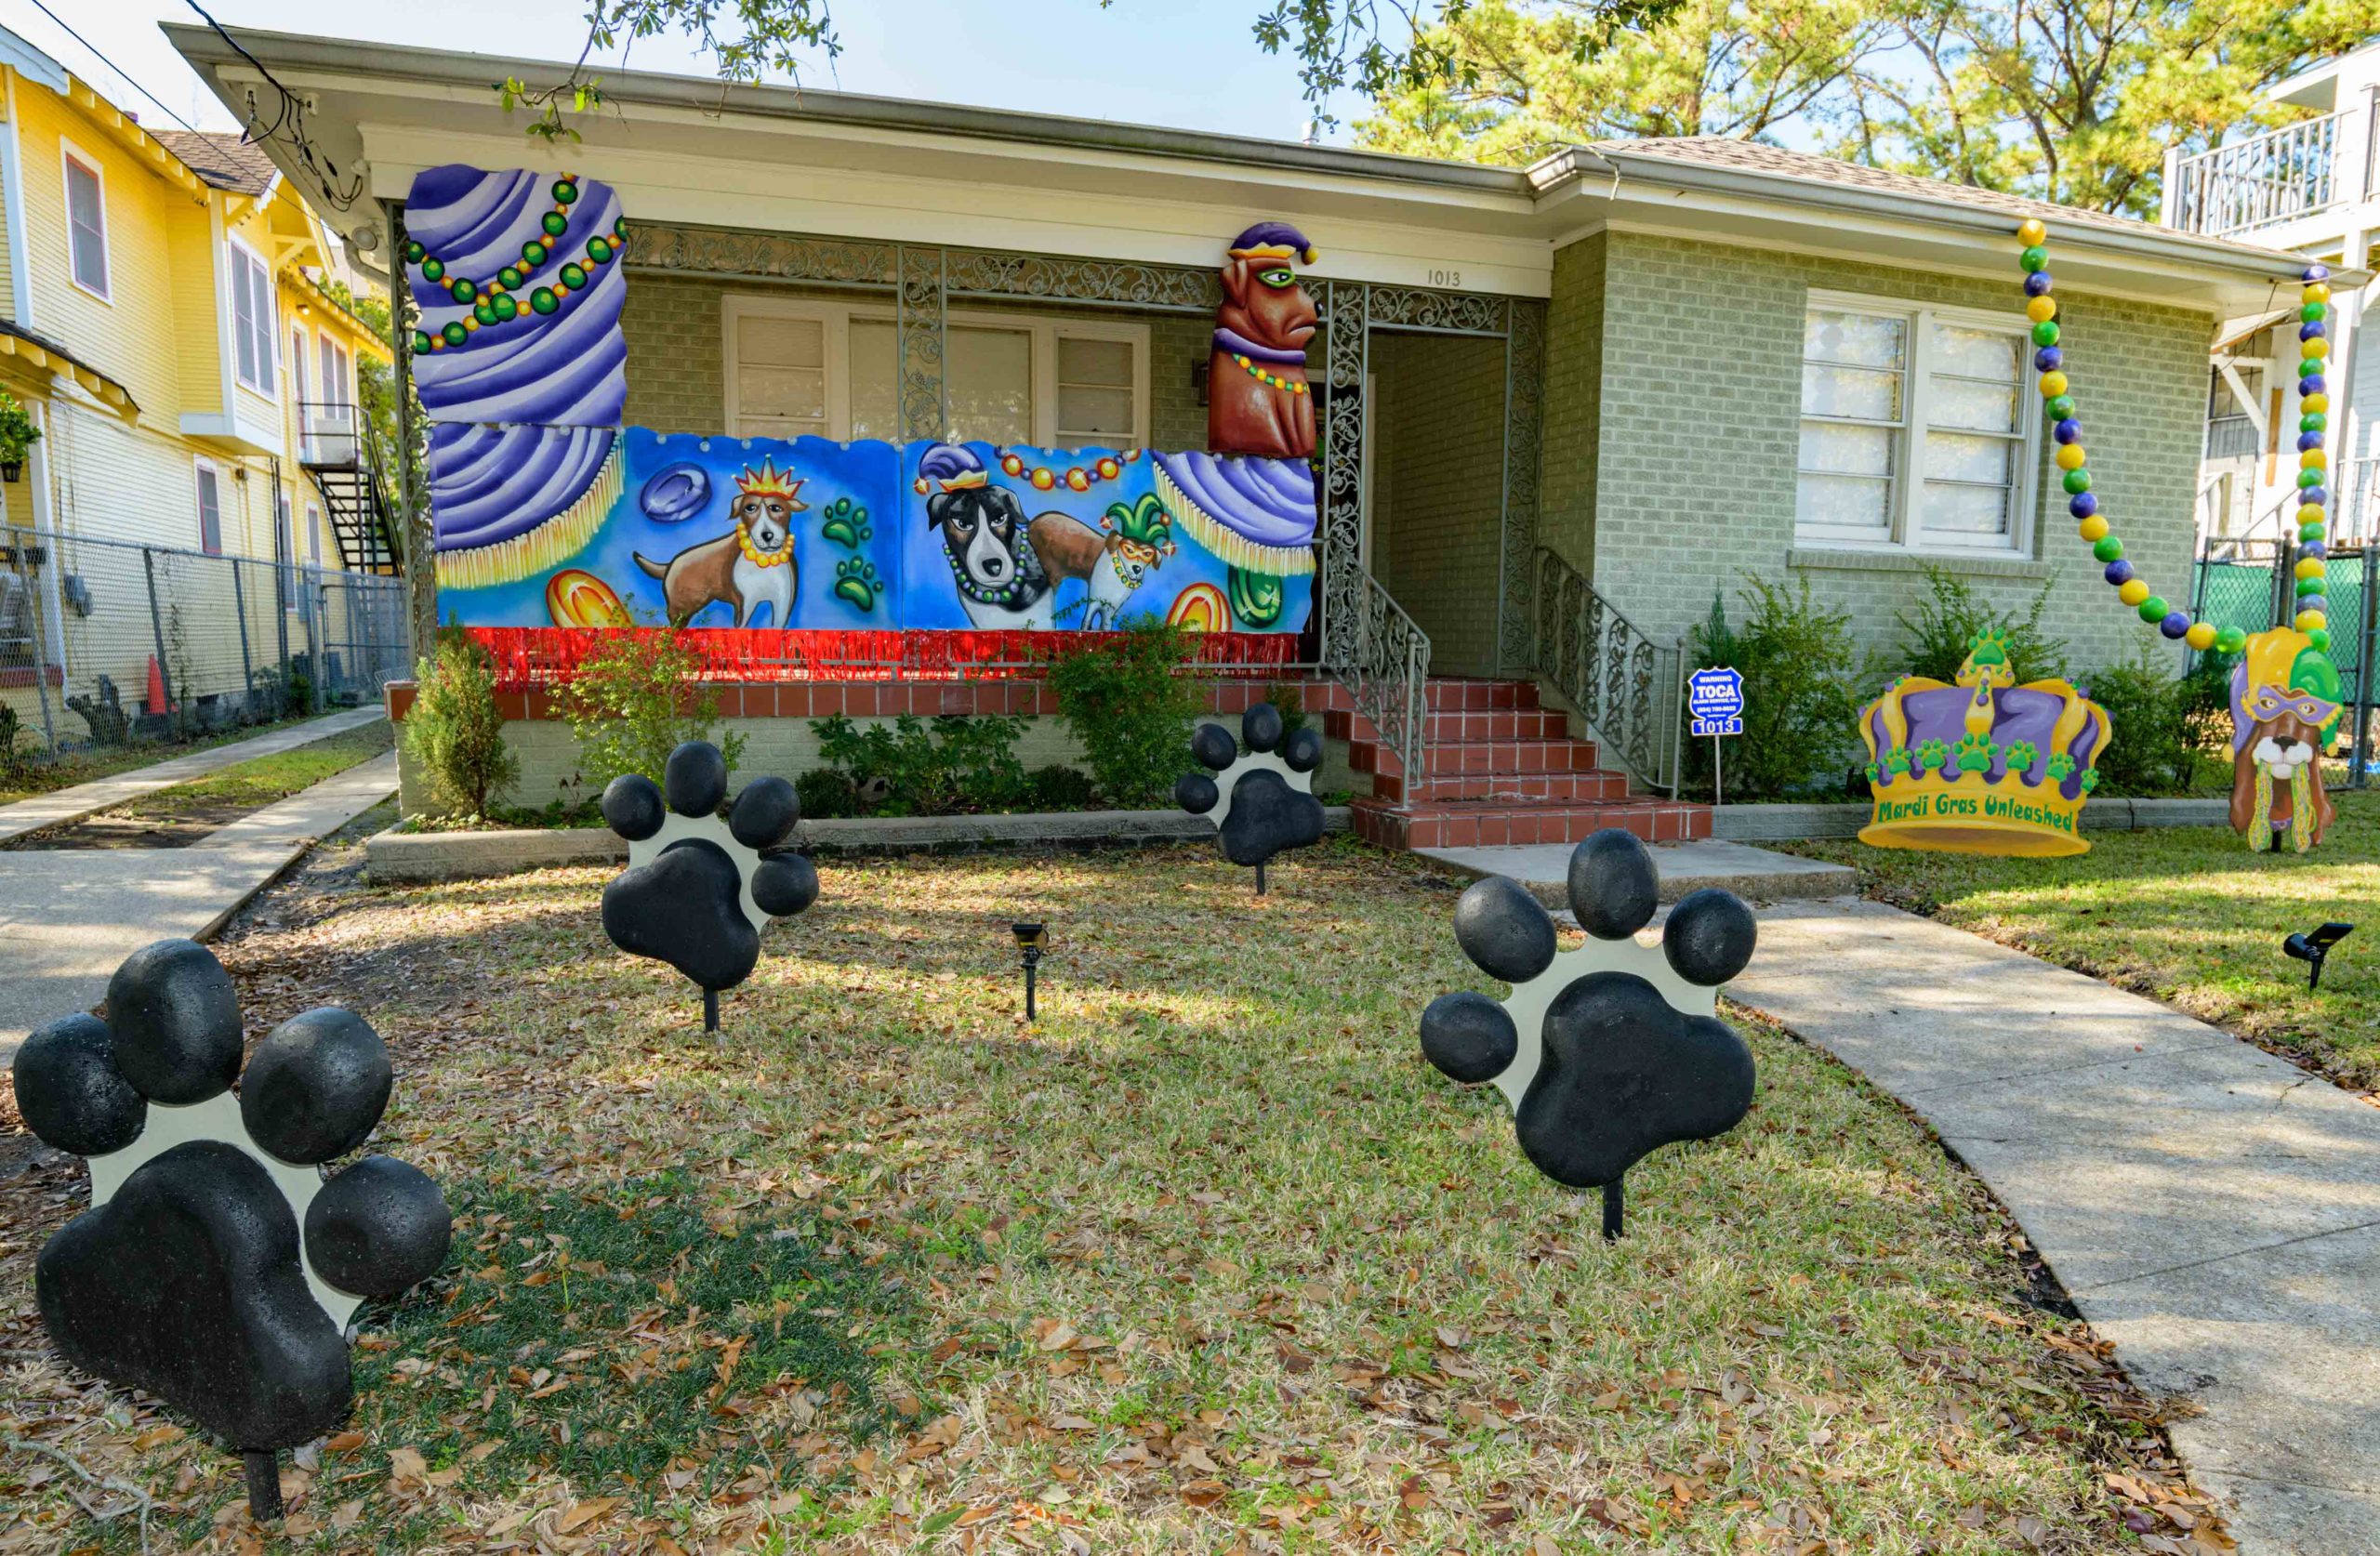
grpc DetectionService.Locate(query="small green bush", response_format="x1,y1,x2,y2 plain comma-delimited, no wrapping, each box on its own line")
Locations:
554,627,744,794
1895,566,2069,685
797,767,862,820
0,704,25,778
1029,762,1099,811
2080,642,2223,797
1687,578,1870,800
810,713,1029,815
1260,682,1309,737
403,633,519,816
1043,617,1203,806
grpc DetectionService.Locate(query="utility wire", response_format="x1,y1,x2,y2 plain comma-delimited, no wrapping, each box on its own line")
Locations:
19,0,203,134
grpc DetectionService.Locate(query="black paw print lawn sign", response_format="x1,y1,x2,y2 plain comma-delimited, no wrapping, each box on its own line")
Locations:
12,939,452,1522
1420,830,1758,1239
601,739,819,1031
1176,702,1326,893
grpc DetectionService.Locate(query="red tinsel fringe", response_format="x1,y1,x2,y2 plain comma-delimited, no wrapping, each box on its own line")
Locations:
465,627,1302,689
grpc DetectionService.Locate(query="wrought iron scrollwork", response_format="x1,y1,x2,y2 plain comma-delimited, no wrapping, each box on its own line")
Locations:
626,226,896,286
895,244,948,445
1365,286,1510,336
945,250,1216,313
1530,547,1679,792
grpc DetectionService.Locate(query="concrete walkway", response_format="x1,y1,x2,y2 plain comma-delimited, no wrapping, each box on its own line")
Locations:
1421,837,1857,904
0,752,397,1051
0,706,386,846
1732,898,2380,1555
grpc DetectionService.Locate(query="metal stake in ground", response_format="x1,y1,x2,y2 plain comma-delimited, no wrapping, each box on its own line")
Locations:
1602,1179,1624,1241
703,989,721,1033
244,1450,283,1522
1013,922,1047,1020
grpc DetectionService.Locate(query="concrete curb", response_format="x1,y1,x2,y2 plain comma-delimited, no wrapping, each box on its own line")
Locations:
1712,796,2232,841
1420,838,1857,906
366,806,1356,883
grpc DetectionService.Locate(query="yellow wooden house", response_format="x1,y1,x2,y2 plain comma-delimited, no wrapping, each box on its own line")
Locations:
0,24,398,744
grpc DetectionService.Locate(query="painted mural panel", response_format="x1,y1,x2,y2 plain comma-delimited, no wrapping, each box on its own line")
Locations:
403,165,628,427
433,430,1316,636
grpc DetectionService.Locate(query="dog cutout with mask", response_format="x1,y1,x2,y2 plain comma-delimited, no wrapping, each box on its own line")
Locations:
917,442,1166,631
2230,627,2343,852
1208,222,1320,460
634,459,803,627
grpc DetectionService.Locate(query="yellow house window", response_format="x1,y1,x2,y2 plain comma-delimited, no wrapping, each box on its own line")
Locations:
194,458,224,555
228,239,274,393
61,140,108,300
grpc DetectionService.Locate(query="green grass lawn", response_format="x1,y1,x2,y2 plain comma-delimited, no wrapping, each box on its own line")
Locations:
0,710,352,807
105,722,393,823
1776,789,2380,1091
0,842,2222,1552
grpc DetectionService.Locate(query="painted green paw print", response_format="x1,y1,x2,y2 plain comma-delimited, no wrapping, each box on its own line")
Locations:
2045,752,2076,782
2003,740,2040,776
834,558,882,613
1913,738,1950,775
1863,762,1880,785
1884,747,1913,777
821,496,872,549
1952,732,1997,774
2079,768,2099,794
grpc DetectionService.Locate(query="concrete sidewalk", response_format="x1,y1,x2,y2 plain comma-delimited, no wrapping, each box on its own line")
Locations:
1731,898,2380,1554
0,706,385,846
1421,837,1856,904
0,752,397,1052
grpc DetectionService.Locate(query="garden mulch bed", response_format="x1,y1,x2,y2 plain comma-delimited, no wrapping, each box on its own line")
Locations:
0,836,2230,1553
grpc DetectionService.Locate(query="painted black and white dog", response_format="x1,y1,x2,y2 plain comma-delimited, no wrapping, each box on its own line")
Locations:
926,480,1055,630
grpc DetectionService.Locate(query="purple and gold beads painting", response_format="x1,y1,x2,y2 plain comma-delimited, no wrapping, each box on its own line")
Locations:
404,165,628,428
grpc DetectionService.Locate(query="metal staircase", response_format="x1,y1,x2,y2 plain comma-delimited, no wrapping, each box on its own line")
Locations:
297,401,403,575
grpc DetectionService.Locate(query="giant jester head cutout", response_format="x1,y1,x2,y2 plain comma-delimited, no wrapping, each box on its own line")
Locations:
2231,627,2343,852
1209,221,1319,460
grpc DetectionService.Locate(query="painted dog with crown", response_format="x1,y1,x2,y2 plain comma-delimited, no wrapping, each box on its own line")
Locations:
635,459,803,627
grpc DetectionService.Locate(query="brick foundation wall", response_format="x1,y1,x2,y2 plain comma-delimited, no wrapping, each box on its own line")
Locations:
1565,229,2210,679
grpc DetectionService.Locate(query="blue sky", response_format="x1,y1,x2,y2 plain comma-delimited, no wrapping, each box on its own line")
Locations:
56,0,1369,143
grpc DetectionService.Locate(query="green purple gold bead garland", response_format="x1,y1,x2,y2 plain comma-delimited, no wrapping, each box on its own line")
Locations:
2016,219,2333,657
403,175,628,355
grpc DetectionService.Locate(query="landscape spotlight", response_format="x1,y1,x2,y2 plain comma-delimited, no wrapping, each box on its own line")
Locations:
1012,922,1048,1021
2283,921,2354,990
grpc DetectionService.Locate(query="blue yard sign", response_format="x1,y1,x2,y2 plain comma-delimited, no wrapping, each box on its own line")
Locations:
1687,666,1744,739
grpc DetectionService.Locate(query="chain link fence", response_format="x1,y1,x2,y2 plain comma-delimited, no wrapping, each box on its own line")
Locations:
0,524,410,756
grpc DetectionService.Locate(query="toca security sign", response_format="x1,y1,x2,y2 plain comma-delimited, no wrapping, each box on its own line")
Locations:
1687,666,1744,738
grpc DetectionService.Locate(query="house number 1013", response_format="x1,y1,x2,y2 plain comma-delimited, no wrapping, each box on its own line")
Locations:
1426,268,1462,287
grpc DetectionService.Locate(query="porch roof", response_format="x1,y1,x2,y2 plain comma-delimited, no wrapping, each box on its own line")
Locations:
165,21,2337,314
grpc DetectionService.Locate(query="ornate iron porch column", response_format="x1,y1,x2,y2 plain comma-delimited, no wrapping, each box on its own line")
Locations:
385,196,434,654
1499,298,1547,675
894,244,949,445
1317,278,1369,672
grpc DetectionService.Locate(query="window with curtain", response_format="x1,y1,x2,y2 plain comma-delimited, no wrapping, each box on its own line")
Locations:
63,148,107,297
1795,297,2037,556
195,461,223,555
728,299,1144,448
228,242,273,393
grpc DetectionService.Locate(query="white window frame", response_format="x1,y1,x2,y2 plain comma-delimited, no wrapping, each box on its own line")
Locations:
193,456,224,555
227,237,274,394
720,295,1150,448
1796,289,2041,559
60,138,110,302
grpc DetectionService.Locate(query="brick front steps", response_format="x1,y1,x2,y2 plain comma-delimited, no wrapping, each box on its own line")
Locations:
1324,678,1712,851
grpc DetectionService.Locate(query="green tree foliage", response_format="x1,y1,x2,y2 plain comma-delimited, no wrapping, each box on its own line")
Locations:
1893,565,2069,687
404,633,521,817
1687,577,1870,800
1357,0,2380,217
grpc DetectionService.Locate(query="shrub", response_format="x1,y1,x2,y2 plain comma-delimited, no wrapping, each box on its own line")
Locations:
0,703,27,778
1686,577,1869,800
1029,762,1099,811
554,627,744,794
1043,616,1203,806
1895,566,2069,685
403,633,519,816
2079,642,2220,797
1260,681,1309,737
810,713,1029,815
796,767,861,820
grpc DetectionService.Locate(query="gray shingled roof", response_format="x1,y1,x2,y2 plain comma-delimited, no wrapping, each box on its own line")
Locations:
152,129,279,195
1587,137,2162,238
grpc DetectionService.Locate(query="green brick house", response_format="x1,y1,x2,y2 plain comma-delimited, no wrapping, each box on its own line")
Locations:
169,26,2320,847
